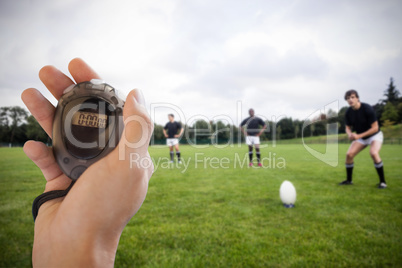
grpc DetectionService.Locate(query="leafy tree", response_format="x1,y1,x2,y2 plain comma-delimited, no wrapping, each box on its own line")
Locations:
374,78,400,126
293,119,302,139
383,77,400,105
212,120,231,142
381,102,399,124
381,119,395,138
276,125,281,140
192,120,211,143
14,123,28,145
373,103,385,126
151,123,165,144
232,124,242,143
310,123,315,137
294,124,300,138
0,106,28,144
0,107,10,126
9,106,28,143
313,119,326,136
397,103,402,123
194,120,209,130
337,106,348,133
0,108,10,142
382,119,394,128
26,115,48,143
327,109,338,124
277,117,294,139
264,120,273,140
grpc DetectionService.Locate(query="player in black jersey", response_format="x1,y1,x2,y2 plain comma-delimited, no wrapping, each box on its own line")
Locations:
163,114,184,163
340,90,387,188
240,109,267,167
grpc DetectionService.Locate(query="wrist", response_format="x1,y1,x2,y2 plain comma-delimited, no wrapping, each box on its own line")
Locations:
33,222,121,268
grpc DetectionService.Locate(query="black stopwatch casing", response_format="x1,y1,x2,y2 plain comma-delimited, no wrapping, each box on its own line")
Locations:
52,79,125,180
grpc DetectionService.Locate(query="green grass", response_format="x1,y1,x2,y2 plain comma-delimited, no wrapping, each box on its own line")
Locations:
1,144,402,267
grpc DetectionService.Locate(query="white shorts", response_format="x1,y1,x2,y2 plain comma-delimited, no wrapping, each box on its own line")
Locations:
245,136,260,145
166,138,179,146
356,131,383,146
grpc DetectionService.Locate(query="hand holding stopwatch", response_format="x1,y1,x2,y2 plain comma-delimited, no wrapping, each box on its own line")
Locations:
52,79,125,180
33,79,125,220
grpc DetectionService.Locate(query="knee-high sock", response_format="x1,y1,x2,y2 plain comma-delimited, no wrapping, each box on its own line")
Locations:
345,163,354,181
176,151,181,161
256,152,261,163
170,151,174,161
249,151,253,162
374,161,385,183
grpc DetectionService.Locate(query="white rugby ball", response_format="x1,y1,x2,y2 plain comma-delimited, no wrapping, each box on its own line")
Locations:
279,180,296,207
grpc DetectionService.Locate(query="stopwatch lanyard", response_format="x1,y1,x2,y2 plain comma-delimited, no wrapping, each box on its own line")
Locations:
32,181,76,222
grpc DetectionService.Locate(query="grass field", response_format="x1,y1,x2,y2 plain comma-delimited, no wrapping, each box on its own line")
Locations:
0,143,401,267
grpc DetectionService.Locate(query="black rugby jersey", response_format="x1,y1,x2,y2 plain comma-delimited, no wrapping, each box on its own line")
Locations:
345,102,379,139
240,117,266,136
164,121,182,138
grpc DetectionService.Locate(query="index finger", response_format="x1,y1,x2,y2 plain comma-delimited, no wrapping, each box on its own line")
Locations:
39,66,75,100
39,58,101,101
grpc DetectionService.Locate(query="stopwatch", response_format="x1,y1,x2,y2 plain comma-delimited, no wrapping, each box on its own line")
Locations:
52,79,124,180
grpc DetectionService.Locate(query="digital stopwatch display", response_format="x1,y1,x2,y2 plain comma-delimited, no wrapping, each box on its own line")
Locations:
52,80,124,180
72,111,108,128
63,97,115,160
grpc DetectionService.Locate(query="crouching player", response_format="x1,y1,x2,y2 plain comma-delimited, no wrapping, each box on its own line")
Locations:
340,90,387,188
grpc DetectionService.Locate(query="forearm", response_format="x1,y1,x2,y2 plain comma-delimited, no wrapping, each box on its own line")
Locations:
345,126,352,136
258,125,267,136
357,126,379,139
240,126,246,136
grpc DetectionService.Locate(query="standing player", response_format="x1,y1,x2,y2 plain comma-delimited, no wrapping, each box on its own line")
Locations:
163,114,184,163
339,90,387,188
240,108,267,167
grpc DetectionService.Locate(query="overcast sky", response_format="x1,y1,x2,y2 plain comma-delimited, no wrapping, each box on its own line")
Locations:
0,0,401,125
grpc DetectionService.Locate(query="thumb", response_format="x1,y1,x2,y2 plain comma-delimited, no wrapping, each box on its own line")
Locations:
118,89,153,161
130,88,146,107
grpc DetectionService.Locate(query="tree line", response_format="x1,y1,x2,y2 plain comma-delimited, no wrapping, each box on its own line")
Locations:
1,78,400,146
153,78,401,144
0,106,49,146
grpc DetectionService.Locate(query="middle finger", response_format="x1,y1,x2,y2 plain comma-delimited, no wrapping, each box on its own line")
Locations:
39,65,75,100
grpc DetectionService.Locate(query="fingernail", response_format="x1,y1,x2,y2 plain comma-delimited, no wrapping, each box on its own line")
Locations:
133,89,146,106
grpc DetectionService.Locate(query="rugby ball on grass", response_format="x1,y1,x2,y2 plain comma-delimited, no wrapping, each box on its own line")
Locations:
279,180,296,208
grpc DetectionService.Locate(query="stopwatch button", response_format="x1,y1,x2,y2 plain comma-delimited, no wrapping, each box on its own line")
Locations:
63,84,76,94
115,89,127,101
70,166,87,180
90,79,105,85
